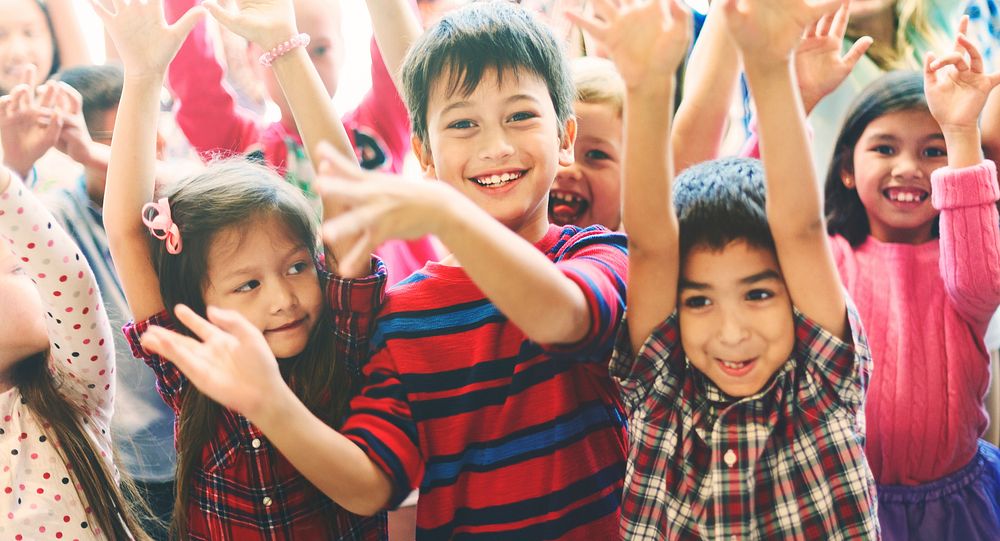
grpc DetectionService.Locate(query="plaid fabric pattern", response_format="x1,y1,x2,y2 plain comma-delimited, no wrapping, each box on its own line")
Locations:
123,261,389,540
611,301,879,540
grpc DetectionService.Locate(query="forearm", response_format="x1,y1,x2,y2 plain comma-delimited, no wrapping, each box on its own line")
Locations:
672,5,742,171
942,126,985,170
435,200,591,345
365,0,422,91
744,61,823,233
48,0,93,67
254,386,393,516
270,48,355,185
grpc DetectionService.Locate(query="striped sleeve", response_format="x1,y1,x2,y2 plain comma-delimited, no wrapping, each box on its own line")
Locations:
340,342,422,509
545,227,628,360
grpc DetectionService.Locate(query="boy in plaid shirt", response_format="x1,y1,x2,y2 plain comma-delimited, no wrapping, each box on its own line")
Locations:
570,0,879,539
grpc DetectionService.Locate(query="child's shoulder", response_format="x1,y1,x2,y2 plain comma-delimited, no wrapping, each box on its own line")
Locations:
545,224,628,261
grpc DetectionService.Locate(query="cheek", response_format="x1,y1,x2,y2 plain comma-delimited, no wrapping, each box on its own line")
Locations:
588,168,622,210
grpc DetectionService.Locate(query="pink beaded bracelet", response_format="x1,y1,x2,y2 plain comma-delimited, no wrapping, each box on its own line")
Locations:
259,33,311,67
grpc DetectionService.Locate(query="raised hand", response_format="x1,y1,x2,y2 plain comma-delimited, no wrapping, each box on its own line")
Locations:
925,19,1000,133
566,0,691,90
795,0,873,113
0,68,64,179
201,0,298,51
720,0,840,68
90,0,204,79
51,82,98,166
140,304,288,422
316,149,453,277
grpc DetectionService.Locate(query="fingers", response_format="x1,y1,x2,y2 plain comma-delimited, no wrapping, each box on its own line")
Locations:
564,10,607,42
957,34,985,73
808,0,842,21
815,10,834,38
929,51,970,73
841,36,873,68
829,0,850,39
201,0,237,32
173,303,231,344
171,5,207,40
315,140,364,181
17,64,36,88
140,326,219,387
205,305,265,345
957,14,969,39
89,0,115,21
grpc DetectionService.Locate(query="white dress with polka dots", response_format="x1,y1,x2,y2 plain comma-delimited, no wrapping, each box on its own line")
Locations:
0,174,117,541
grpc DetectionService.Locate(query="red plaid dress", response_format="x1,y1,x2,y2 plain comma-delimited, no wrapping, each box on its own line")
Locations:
124,262,389,540
611,302,879,540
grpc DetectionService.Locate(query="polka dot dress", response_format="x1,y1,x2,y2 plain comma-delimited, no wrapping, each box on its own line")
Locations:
0,175,117,540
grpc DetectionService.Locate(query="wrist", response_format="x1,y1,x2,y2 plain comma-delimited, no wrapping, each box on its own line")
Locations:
941,126,984,169
249,382,300,431
626,77,675,102
257,26,303,57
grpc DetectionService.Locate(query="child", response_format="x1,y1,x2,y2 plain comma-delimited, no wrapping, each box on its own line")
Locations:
95,0,388,538
822,32,1000,538
140,2,629,539
569,0,879,537
550,56,625,230
163,0,437,285
0,164,147,539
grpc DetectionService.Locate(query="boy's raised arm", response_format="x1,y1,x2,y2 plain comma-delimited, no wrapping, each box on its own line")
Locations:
365,0,423,92
98,0,205,322
568,0,691,351
723,0,847,338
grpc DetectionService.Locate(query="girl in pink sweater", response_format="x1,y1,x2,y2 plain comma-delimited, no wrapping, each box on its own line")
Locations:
822,30,1000,540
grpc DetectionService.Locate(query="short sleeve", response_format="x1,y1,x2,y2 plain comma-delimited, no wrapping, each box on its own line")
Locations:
794,295,871,414
610,312,683,415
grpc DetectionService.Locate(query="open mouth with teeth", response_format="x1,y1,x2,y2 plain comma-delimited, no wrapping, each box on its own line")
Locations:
883,186,930,205
549,190,591,226
716,357,757,377
470,170,525,188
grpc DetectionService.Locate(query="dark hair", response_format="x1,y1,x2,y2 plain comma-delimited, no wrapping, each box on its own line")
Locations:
401,0,575,149
13,352,150,540
34,0,60,78
824,71,936,246
151,160,356,536
56,64,124,131
674,157,775,259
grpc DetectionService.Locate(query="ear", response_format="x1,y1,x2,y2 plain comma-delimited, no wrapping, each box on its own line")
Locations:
558,115,577,168
840,166,855,189
411,135,437,178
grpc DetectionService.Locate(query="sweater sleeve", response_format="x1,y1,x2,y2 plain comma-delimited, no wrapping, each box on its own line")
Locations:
931,160,1000,327
0,174,116,426
164,0,262,160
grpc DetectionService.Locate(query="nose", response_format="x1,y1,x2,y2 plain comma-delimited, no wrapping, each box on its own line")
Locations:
477,125,515,162
555,160,582,184
890,151,925,181
269,279,299,315
716,306,750,347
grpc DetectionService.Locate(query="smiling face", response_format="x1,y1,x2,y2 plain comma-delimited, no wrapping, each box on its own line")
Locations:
200,214,322,360
678,240,795,398
0,0,53,94
845,108,947,244
550,100,622,229
415,67,576,241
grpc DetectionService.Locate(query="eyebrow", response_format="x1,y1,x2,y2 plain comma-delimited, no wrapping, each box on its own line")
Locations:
220,244,309,281
439,94,542,118
679,269,783,290
867,132,945,143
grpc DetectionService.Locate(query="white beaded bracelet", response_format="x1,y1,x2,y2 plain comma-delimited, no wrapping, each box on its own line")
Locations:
258,33,311,67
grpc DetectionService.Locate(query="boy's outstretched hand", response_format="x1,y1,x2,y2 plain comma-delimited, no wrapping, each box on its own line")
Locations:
140,304,290,425
91,0,204,80
795,0,872,113
201,0,298,51
566,0,691,91
720,0,840,68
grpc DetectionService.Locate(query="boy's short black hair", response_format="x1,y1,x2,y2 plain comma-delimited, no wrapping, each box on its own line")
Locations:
674,157,775,259
401,0,575,149
55,64,124,132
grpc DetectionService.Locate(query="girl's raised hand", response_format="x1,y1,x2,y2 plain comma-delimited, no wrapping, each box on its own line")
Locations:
0,70,64,178
794,0,872,113
90,0,205,80
201,0,298,51
720,0,839,68
566,0,691,90
140,304,288,422
925,18,1000,134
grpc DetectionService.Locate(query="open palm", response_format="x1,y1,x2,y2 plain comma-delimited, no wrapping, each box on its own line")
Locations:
91,0,205,79
566,0,691,89
721,0,840,64
794,1,872,112
925,33,1000,132
201,0,297,50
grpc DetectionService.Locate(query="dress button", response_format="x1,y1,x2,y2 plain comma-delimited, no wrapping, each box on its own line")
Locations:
724,449,737,467
263,496,273,507
251,438,261,449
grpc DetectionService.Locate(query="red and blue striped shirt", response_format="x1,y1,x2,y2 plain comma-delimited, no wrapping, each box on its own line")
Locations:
342,224,628,540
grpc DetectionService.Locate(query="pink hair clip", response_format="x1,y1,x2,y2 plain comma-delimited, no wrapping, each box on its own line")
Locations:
142,198,183,255
259,33,311,67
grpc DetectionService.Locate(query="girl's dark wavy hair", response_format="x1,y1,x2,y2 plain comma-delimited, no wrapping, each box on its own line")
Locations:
149,160,357,537
34,0,60,78
824,71,938,246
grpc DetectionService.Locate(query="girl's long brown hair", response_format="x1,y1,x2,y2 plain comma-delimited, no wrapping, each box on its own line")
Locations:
847,0,951,71
150,160,356,537
12,352,150,540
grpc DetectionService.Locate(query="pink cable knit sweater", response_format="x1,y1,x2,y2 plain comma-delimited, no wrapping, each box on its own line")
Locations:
830,160,1000,485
